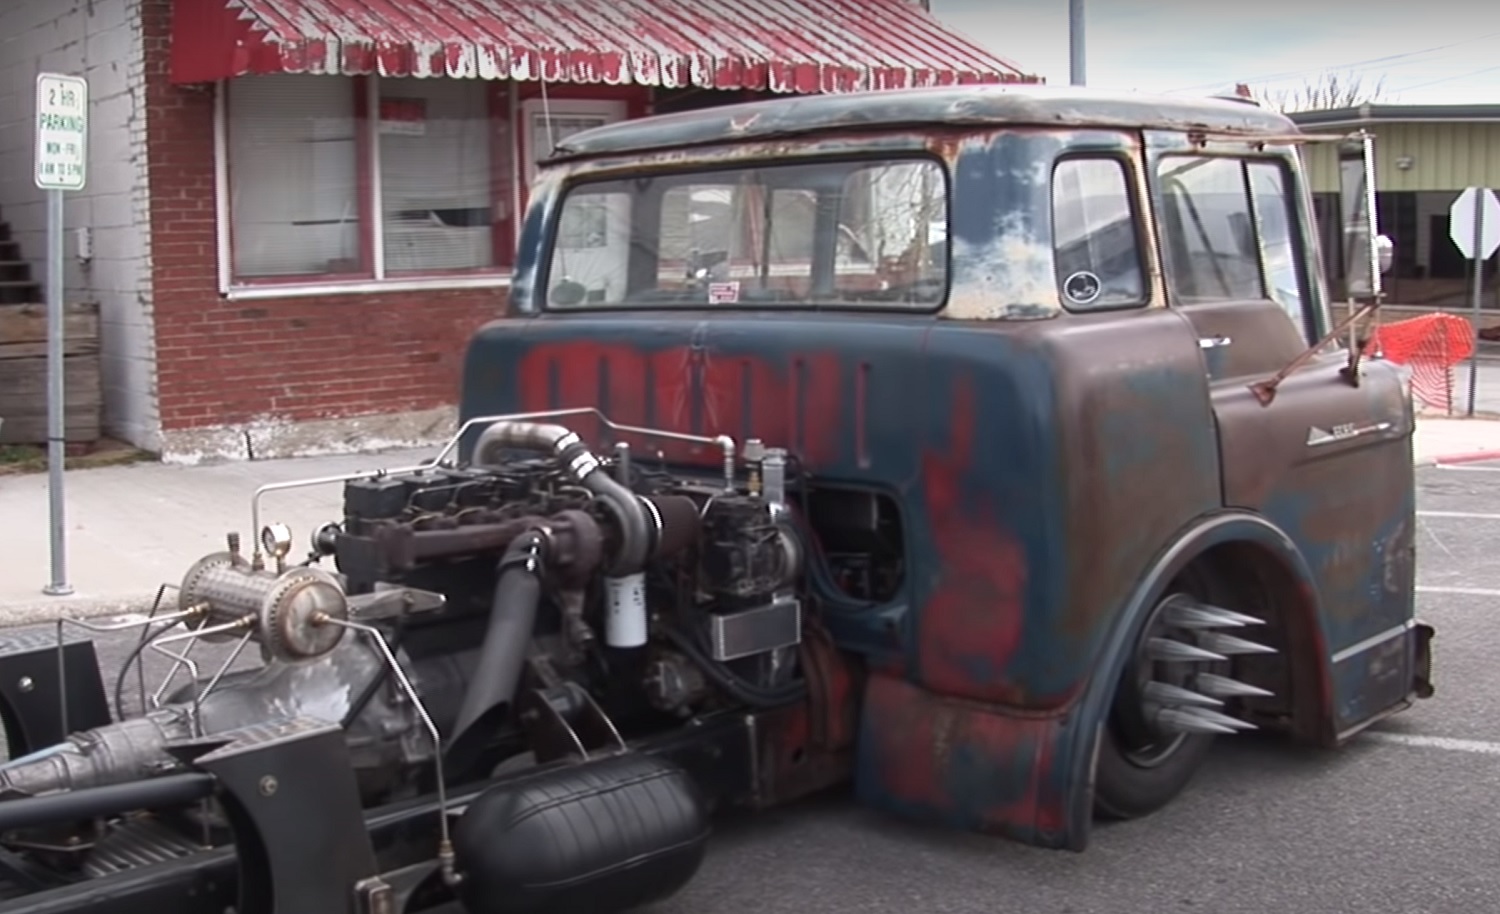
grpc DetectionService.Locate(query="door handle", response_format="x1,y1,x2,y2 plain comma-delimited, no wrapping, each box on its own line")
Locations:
1199,336,1232,350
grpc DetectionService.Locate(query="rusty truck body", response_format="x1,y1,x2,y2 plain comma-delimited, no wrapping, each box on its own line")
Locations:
0,85,1431,914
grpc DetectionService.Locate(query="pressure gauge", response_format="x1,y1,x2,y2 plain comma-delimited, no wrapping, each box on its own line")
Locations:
260,523,294,560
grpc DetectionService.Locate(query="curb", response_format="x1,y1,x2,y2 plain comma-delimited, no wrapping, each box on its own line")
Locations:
0,596,157,630
1416,449,1500,468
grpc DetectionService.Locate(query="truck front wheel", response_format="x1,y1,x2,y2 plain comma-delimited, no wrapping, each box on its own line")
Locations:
1094,573,1270,820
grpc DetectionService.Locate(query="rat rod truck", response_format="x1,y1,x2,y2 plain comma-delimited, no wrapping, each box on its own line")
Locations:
0,85,1431,914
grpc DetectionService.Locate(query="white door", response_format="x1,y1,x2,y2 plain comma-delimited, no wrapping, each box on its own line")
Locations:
520,99,625,185
521,100,629,304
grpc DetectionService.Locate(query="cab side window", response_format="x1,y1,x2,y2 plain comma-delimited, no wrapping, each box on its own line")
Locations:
1245,161,1306,329
1157,155,1310,333
1051,157,1148,310
1157,157,1263,302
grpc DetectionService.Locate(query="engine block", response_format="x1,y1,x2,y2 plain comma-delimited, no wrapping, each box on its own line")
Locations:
0,415,812,811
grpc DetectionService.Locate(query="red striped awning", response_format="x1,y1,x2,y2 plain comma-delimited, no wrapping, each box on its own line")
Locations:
170,0,1039,93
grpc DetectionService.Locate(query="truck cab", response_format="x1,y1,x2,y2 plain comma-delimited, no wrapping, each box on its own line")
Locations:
461,84,1431,844
0,85,1436,914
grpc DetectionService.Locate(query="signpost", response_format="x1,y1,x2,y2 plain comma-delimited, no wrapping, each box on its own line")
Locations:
1069,0,1086,85
1449,186,1500,417
34,72,88,596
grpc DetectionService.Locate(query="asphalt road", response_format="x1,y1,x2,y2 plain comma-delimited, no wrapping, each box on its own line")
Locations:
6,463,1500,914
649,465,1500,914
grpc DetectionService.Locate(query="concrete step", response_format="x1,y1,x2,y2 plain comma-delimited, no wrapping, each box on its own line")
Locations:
0,281,43,305
0,261,31,283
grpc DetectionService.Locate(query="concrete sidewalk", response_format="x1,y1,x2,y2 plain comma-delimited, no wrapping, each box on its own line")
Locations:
1412,414,1500,465
0,444,443,625
4,414,1500,626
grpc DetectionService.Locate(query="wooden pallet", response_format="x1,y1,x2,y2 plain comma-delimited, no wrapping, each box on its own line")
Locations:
0,302,102,445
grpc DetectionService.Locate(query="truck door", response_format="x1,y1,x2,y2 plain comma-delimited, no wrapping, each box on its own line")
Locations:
1144,134,1416,738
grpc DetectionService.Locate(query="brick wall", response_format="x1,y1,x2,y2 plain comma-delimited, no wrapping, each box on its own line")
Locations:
0,0,158,449
140,0,506,460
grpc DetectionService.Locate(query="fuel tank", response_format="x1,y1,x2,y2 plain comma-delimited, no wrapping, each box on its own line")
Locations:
452,751,709,914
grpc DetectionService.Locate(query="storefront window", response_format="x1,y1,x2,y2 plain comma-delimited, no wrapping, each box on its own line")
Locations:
225,75,362,279
223,74,512,289
378,79,497,274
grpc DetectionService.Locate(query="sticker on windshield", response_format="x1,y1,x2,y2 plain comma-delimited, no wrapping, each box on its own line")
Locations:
1062,271,1102,306
708,281,741,304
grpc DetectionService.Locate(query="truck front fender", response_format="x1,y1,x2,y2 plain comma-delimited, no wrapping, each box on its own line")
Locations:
1060,508,1330,850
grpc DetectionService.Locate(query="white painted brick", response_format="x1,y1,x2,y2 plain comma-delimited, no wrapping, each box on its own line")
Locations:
38,51,89,78
85,0,129,35
106,268,137,298
82,59,129,98
63,193,92,228
98,350,159,450
83,145,136,193
84,193,136,230
8,203,44,235
0,0,156,449
89,88,132,136
85,23,130,68
0,66,27,121
36,22,90,65
89,223,145,260
90,272,147,298
0,3,65,36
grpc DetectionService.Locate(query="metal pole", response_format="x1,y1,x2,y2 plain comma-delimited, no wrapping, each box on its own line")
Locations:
1069,0,1086,86
1467,193,1485,418
43,187,71,596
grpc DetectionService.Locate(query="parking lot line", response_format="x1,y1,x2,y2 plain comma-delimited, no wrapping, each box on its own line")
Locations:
1415,585,1500,597
1362,732,1500,756
1417,511,1500,520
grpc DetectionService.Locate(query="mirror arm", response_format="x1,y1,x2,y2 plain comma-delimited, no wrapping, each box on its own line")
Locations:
1246,129,1391,406
1249,301,1379,406
1340,298,1383,385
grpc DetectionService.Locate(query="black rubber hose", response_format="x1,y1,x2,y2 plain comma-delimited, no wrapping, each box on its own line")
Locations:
474,420,651,575
445,532,546,774
582,473,651,575
113,617,186,719
660,625,807,708
339,618,406,730
0,773,216,832
551,436,650,575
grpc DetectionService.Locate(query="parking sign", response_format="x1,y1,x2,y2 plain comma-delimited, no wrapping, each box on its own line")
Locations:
34,73,88,191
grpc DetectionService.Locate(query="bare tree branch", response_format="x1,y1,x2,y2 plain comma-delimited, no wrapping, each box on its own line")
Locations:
1248,70,1390,113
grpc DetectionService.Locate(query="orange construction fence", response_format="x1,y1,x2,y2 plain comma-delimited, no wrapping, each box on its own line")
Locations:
1363,313,1475,413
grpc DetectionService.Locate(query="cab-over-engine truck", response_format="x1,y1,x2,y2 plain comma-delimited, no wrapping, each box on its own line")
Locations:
0,85,1431,914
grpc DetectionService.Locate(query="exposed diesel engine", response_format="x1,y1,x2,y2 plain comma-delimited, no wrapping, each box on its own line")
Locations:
0,412,844,914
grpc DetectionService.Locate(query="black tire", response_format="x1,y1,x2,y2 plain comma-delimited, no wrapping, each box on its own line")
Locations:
1094,718,1215,820
1093,573,1227,821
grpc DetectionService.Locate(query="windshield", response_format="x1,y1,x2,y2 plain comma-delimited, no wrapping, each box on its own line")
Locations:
540,157,949,310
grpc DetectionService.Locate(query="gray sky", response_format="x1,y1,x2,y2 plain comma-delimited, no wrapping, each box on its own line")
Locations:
929,0,1500,104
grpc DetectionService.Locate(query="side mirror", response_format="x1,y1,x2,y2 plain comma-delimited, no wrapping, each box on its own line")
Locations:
1338,130,1384,301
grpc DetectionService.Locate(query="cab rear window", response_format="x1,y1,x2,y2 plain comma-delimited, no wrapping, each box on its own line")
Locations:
542,157,949,311
1051,157,1149,311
